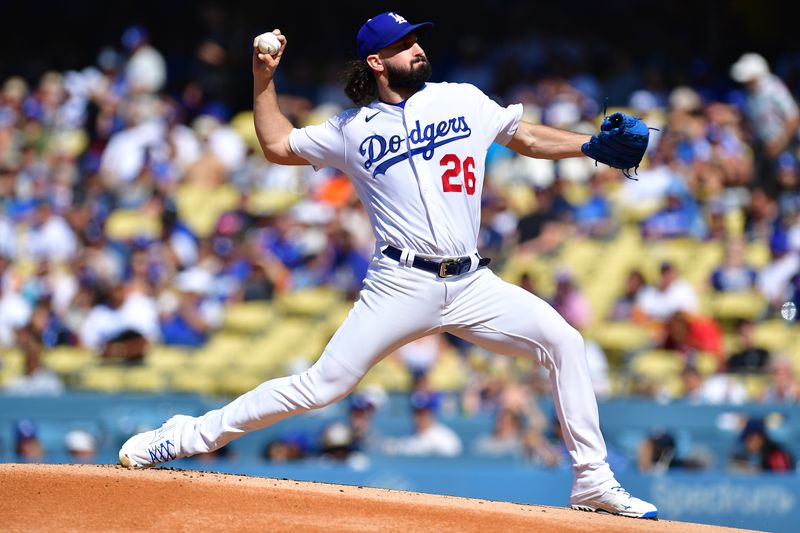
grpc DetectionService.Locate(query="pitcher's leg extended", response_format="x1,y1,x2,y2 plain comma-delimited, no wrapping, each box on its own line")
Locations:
120,261,442,468
445,270,657,518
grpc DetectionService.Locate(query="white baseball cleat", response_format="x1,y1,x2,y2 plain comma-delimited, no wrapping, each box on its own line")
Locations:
119,415,193,468
571,486,658,519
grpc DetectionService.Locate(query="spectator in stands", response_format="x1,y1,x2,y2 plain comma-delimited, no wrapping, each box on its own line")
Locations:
472,408,523,458
121,26,166,96
348,393,379,452
757,229,800,313
659,311,723,360
262,431,312,463
730,53,800,193
681,363,747,405
760,356,800,403
14,419,43,462
79,284,149,361
710,238,758,292
727,319,771,373
382,391,462,457
729,417,794,473
636,262,699,321
319,421,356,463
521,417,569,468
65,429,97,462
2,322,64,396
636,430,712,474
743,187,779,243
641,182,703,240
395,335,443,378
515,184,572,256
159,268,223,347
574,173,614,238
551,270,591,330
0,258,31,348
608,269,646,322
21,198,79,262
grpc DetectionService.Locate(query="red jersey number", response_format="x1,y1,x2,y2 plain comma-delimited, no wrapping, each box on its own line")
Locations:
440,154,476,195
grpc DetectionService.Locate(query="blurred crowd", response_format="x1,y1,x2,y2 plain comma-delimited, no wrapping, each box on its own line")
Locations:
1,22,800,474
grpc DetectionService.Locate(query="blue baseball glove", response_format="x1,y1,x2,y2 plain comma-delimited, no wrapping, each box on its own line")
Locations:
581,112,650,178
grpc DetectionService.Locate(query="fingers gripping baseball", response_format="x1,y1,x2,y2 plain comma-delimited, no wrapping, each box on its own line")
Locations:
252,29,287,78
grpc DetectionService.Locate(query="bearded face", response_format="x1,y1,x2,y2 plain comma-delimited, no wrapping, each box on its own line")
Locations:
386,55,432,92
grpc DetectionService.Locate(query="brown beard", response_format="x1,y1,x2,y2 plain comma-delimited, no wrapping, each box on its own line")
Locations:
386,57,432,92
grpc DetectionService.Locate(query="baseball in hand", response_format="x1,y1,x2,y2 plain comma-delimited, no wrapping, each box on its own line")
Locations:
257,32,281,56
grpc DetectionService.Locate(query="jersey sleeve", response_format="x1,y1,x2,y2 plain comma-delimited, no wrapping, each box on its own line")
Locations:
467,85,523,147
288,117,346,171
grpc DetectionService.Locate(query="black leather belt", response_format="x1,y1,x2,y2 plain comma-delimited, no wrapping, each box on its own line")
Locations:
382,245,491,278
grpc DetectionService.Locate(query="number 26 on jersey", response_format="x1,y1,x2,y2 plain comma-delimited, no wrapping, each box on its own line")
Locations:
440,154,476,195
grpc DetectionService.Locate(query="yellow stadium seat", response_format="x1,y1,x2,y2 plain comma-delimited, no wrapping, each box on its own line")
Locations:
0,349,25,385
745,242,771,269
709,291,767,321
753,320,794,353
246,189,303,216
124,367,169,392
105,209,161,241
175,184,240,237
222,301,275,334
428,349,468,391
170,370,220,395
77,366,126,392
43,346,95,374
630,350,684,381
216,371,270,397
360,356,412,392
588,321,650,353
145,346,192,371
277,287,344,317
694,351,720,376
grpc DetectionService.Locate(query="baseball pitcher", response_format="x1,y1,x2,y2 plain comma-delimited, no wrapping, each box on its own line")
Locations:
120,11,656,519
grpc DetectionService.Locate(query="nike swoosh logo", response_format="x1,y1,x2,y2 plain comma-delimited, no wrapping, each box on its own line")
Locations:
365,111,380,122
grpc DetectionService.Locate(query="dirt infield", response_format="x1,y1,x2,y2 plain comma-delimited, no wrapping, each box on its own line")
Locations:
0,464,758,532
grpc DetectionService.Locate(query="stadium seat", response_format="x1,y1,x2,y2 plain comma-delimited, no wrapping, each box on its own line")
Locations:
104,209,161,241
630,350,684,381
276,287,345,317
170,369,220,395
222,301,276,335
43,347,95,375
145,346,192,371
709,291,767,321
753,320,794,353
428,349,469,391
124,367,169,393
588,321,649,353
175,183,240,237
76,366,126,393
0,349,24,386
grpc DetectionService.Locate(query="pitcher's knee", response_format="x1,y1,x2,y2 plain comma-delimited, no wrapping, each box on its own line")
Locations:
303,354,362,408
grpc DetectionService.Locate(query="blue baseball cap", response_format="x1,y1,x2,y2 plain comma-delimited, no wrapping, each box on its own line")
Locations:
357,12,433,59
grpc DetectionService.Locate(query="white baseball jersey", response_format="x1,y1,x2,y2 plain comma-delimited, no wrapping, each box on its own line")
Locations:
289,82,523,257
171,82,619,503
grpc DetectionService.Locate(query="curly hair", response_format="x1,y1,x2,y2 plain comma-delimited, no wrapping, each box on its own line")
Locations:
343,60,377,107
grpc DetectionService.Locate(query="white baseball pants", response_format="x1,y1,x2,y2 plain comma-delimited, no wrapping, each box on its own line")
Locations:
178,253,617,500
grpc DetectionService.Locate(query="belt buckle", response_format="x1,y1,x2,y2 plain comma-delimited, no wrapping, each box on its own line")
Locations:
438,258,460,278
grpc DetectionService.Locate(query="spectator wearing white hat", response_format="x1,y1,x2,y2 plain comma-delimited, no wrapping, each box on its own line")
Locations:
65,430,97,462
731,53,800,191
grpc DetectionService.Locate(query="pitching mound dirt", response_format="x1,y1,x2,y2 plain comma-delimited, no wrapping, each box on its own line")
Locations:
0,464,757,532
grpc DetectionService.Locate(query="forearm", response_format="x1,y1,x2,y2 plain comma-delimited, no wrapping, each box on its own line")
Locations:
253,78,299,164
507,121,590,160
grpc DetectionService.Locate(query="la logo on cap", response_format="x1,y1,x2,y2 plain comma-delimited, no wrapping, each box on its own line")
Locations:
388,12,407,24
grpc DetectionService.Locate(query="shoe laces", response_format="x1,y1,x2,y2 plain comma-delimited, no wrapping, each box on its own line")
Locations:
610,486,631,498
